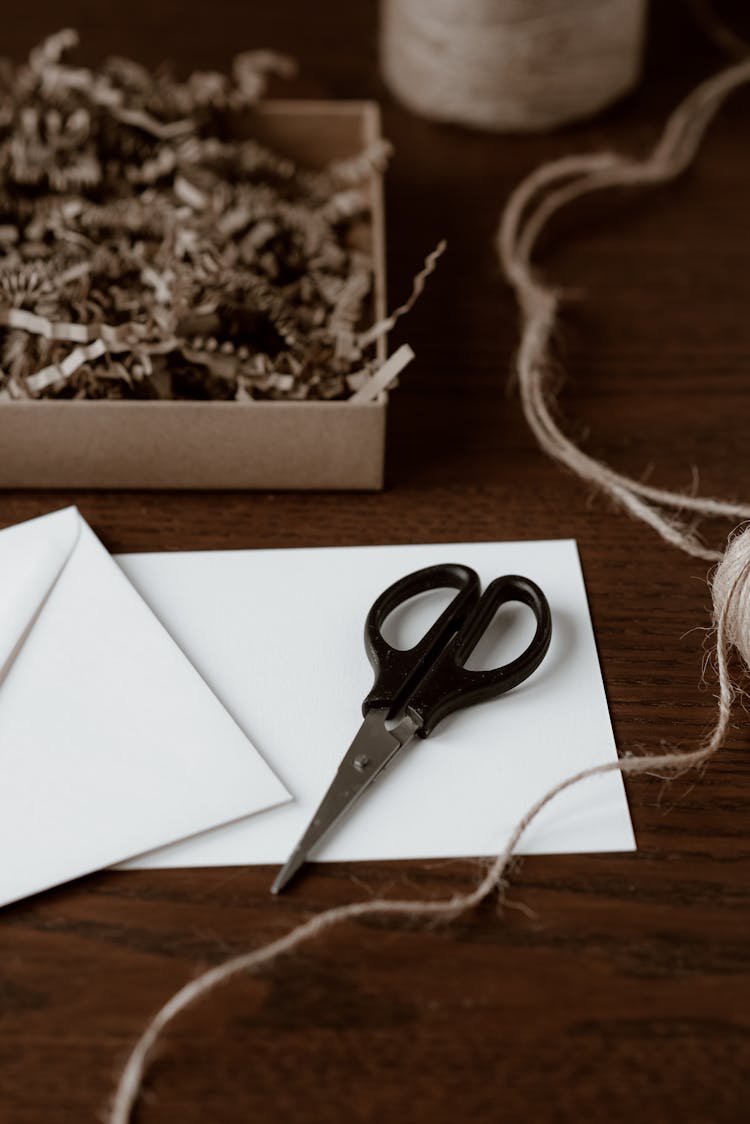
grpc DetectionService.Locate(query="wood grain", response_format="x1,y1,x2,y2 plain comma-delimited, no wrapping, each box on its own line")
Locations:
0,3,748,1121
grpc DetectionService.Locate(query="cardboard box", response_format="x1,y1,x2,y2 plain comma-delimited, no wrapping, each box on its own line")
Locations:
0,101,388,490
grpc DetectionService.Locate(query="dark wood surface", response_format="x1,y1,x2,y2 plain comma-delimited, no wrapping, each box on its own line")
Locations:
1,3,749,1121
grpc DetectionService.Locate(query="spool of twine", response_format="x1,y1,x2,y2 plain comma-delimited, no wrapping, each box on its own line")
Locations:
712,527,750,666
380,0,648,131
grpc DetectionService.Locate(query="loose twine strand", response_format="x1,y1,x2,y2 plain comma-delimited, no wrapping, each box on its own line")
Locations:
108,58,750,1124
499,55,750,561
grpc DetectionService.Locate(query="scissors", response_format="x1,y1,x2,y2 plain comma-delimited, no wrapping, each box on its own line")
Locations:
272,562,552,894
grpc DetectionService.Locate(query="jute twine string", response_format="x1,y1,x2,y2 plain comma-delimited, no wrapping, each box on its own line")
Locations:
380,0,647,131
689,0,750,60
108,60,750,1124
498,56,750,561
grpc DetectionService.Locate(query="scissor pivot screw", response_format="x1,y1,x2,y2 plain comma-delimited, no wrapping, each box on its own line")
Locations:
354,753,370,771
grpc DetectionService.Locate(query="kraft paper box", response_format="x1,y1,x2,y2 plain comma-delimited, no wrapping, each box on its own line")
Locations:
0,102,388,491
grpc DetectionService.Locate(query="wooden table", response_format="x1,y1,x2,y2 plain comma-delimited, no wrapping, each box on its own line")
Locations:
2,4,748,1121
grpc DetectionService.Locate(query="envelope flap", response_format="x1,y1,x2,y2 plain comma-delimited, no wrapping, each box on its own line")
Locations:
0,507,81,682
0,507,290,908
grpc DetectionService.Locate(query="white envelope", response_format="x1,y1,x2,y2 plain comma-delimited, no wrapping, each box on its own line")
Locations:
0,507,289,907
119,539,635,870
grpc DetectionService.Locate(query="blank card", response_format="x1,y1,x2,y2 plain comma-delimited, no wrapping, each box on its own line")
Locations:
118,539,634,869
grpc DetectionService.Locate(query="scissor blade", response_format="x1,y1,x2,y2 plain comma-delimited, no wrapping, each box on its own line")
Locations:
271,710,417,894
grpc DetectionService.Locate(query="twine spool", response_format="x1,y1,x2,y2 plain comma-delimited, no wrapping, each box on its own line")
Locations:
712,527,750,667
380,0,648,132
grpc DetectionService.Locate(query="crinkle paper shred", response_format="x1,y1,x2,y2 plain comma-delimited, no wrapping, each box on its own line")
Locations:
0,30,391,401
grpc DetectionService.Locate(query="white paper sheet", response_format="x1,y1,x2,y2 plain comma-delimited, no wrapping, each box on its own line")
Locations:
119,539,634,868
0,508,290,907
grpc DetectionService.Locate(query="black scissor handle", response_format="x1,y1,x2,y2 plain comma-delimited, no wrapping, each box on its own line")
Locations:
405,574,552,737
362,563,481,717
